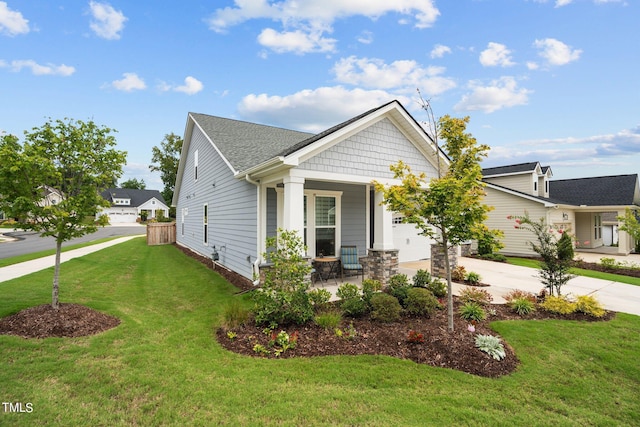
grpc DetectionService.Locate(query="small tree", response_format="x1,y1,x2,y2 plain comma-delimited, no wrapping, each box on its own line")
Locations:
617,208,640,252
150,133,182,210
374,115,491,332
252,229,314,327
511,213,575,296
0,119,127,310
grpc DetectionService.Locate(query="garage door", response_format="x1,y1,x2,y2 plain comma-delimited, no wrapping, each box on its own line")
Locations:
105,210,138,223
392,214,432,263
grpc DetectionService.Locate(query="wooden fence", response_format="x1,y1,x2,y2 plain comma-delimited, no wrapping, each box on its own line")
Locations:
147,222,176,245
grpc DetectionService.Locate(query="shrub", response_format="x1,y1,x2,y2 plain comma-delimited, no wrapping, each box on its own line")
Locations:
509,298,536,316
459,302,486,323
222,299,251,329
370,293,402,323
599,257,619,269
405,287,440,317
412,269,432,288
458,287,493,306
314,310,342,329
540,295,576,315
451,266,467,282
361,279,382,307
308,288,332,309
426,278,447,298
337,283,368,317
557,231,574,261
252,229,314,327
465,271,481,285
387,274,412,307
479,253,507,262
575,295,606,318
476,225,504,256
475,334,506,360
504,289,536,303
407,330,425,343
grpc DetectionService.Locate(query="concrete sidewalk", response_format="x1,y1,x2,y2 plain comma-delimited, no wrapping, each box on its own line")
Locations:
0,235,144,283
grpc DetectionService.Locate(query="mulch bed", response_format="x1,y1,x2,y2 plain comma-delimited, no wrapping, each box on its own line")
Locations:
0,303,120,339
217,298,615,378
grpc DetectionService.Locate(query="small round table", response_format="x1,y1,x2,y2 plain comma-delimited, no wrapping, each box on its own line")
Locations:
313,257,340,284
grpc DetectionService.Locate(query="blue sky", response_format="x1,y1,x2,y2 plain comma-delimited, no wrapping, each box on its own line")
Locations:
1,0,638,190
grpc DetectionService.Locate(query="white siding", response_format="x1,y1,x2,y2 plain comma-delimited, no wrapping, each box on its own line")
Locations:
299,118,439,180
484,187,551,256
176,126,258,280
484,173,536,196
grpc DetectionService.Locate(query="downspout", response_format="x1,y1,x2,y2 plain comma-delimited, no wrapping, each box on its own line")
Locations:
245,174,262,285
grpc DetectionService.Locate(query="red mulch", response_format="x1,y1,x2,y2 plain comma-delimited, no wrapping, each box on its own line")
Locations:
217,298,615,378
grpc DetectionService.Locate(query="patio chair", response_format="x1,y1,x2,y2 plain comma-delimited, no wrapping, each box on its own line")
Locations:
340,246,364,280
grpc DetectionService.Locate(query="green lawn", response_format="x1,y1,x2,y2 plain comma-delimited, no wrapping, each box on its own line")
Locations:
507,257,640,287
2,238,639,426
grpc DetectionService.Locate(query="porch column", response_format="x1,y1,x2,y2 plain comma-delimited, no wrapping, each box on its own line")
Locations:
282,176,305,240
616,209,631,255
373,190,394,250
368,190,398,286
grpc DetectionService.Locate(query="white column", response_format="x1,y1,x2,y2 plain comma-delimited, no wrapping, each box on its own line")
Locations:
616,209,630,255
373,190,394,250
282,176,305,239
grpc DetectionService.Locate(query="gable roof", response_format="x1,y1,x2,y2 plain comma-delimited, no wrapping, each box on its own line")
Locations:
484,182,559,207
101,188,167,207
550,175,639,206
482,162,540,177
189,113,313,173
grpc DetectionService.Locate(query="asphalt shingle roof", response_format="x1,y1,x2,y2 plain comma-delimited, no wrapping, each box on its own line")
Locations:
482,162,540,176
189,113,313,172
101,188,167,207
549,175,639,206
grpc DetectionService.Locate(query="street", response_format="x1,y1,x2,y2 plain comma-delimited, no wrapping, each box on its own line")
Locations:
0,225,146,259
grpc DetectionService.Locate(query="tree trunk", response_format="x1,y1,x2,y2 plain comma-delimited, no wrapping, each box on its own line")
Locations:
441,231,454,332
52,239,62,310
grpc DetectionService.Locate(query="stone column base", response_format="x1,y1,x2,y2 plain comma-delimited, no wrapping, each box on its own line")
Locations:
430,244,457,279
366,249,399,286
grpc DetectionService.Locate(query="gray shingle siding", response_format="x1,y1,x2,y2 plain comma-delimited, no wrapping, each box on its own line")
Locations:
176,125,257,279
298,118,438,179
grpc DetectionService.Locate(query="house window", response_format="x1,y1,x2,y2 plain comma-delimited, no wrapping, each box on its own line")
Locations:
533,181,538,192
303,190,342,257
545,180,549,194
181,209,185,237
194,149,199,182
594,214,602,240
203,203,208,245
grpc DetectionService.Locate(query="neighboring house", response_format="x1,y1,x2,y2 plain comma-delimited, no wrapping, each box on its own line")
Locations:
482,162,640,256
38,185,64,207
99,188,169,223
173,100,448,283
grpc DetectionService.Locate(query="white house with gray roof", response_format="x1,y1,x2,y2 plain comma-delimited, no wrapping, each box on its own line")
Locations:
99,188,169,223
482,162,640,256
172,100,449,284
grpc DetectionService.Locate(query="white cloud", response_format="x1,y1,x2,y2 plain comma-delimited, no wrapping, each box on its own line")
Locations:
479,42,515,67
175,76,204,95
207,0,439,54
455,76,532,113
357,30,373,45
257,27,336,54
0,2,29,36
89,1,127,40
485,125,640,168
430,44,451,59
332,56,456,96
110,72,146,91
6,60,75,76
533,38,582,66
238,86,407,133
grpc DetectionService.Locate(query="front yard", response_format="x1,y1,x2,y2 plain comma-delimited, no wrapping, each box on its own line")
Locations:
1,238,639,426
